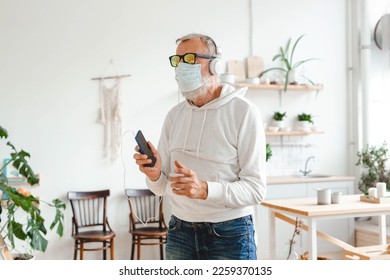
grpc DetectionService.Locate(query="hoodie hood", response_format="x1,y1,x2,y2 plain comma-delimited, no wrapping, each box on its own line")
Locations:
180,84,248,158
185,84,247,111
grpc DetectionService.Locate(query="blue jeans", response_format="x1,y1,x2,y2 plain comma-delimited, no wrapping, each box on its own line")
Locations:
165,215,257,260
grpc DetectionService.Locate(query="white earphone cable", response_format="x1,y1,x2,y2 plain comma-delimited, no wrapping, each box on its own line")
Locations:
120,129,162,227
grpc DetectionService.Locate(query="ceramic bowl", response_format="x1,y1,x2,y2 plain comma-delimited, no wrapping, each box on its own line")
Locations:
267,126,279,132
245,77,260,84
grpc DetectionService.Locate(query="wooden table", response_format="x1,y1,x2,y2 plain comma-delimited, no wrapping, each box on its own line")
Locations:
261,194,390,260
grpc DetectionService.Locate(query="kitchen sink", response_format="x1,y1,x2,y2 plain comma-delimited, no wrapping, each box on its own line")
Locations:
297,174,333,179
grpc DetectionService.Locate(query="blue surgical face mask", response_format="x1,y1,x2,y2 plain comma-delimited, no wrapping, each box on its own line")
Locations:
175,62,203,93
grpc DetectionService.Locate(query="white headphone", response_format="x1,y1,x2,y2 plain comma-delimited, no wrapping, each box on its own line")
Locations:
209,56,224,75
207,37,224,76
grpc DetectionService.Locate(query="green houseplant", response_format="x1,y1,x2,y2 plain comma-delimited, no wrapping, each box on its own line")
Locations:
266,144,272,162
0,125,65,259
297,113,313,124
297,113,313,132
356,142,390,194
273,111,287,121
259,34,318,92
273,111,287,129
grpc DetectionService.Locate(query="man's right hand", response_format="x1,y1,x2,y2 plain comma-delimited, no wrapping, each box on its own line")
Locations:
133,141,162,181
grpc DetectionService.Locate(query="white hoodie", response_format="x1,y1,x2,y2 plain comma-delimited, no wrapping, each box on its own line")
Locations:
147,84,267,222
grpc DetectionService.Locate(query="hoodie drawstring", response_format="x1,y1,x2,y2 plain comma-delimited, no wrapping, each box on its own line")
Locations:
182,109,192,152
196,109,207,158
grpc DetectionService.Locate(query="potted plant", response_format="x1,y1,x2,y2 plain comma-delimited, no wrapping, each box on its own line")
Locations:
258,34,318,92
356,142,390,194
266,144,272,162
273,111,287,129
297,113,313,132
0,125,65,260
297,113,313,123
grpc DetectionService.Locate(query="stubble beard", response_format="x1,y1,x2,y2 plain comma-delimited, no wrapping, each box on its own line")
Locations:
181,75,215,102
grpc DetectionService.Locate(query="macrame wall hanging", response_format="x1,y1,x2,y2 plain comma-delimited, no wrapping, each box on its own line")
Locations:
92,60,131,162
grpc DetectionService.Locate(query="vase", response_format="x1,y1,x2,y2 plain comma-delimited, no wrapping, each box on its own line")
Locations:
284,242,299,260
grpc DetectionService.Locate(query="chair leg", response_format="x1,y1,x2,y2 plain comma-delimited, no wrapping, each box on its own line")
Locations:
73,241,78,260
160,237,164,260
137,239,141,260
110,239,115,260
131,237,136,260
103,241,107,260
80,242,84,260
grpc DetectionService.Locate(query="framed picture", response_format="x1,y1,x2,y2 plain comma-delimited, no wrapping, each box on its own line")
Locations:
2,158,26,183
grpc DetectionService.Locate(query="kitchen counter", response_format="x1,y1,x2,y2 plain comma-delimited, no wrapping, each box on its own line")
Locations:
267,175,355,185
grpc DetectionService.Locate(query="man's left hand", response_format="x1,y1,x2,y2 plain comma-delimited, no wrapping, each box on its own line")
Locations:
169,160,208,200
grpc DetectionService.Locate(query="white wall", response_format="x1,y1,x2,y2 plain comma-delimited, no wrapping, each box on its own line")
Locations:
251,0,347,177
0,0,348,259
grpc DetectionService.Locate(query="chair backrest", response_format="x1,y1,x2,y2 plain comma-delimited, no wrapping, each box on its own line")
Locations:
125,188,164,229
67,189,110,234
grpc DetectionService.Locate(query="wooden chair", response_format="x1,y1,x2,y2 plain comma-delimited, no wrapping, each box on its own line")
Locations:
67,189,116,260
125,188,168,260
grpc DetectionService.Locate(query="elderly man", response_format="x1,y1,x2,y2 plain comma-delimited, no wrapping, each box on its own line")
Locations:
134,33,266,260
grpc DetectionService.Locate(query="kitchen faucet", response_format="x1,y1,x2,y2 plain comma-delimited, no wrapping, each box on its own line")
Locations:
299,156,316,176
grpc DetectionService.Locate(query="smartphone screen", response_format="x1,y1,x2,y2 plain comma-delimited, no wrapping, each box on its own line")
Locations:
135,130,156,167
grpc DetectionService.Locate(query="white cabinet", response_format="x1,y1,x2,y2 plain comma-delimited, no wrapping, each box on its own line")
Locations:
255,179,354,260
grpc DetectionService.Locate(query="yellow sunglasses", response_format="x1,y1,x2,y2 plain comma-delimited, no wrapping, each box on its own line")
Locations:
169,53,215,67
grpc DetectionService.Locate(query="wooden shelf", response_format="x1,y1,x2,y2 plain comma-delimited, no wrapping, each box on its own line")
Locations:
236,83,324,107
236,83,324,91
265,130,324,136
6,175,39,187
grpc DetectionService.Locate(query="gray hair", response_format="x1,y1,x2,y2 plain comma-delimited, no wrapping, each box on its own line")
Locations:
176,33,219,56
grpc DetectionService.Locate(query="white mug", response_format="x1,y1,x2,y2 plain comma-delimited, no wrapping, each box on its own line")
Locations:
376,182,387,198
317,189,331,205
331,192,342,204
368,187,377,198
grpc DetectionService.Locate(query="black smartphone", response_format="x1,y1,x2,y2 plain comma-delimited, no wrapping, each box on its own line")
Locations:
135,130,156,167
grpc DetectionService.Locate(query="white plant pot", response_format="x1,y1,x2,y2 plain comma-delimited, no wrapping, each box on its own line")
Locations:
298,120,311,132
273,120,285,129
288,70,298,84
12,253,35,260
